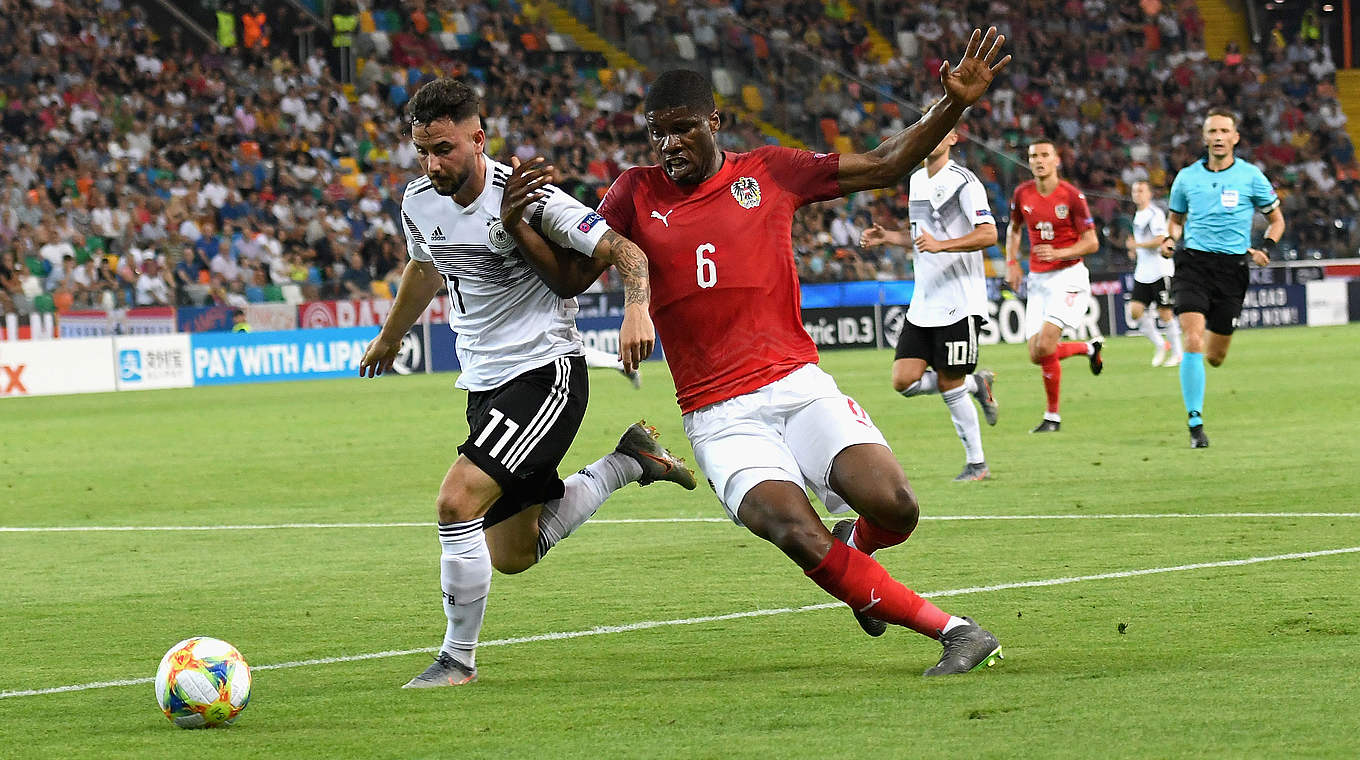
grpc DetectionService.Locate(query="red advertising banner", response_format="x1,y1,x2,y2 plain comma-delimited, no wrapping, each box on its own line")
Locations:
296,297,449,329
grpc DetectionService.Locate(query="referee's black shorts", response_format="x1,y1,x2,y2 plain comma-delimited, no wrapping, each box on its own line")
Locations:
1171,249,1250,335
459,354,588,528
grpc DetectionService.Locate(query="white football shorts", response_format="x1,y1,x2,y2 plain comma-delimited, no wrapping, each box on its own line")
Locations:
681,363,891,526
1024,261,1092,339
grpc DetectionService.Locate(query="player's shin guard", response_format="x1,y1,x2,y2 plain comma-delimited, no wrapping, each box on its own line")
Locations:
1138,313,1163,347
1040,353,1062,416
438,519,491,668
899,370,939,397
1179,351,1206,426
538,453,638,559
942,385,985,464
806,540,950,639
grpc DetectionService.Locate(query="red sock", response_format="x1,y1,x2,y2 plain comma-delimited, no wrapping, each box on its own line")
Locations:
805,540,951,639
850,516,911,555
1055,341,1088,360
1040,353,1061,414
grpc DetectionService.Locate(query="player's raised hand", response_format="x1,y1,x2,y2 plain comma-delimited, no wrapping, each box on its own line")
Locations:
860,223,890,247
940,27,1011,107
359,334,400,378
501,156,554,229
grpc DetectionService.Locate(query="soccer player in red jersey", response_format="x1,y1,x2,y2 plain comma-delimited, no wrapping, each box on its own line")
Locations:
507,29,1010,675
1005,138,1103,433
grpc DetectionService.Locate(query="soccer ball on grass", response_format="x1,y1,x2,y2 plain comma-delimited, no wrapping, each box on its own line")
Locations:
154,636,252,728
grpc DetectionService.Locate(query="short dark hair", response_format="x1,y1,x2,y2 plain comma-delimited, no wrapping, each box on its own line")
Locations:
1205,107,1238,128
1027,136,1059,152
407,78,480,128
644,70,715,114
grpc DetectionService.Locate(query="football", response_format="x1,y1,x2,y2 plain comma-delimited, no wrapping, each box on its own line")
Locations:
154,637,252,728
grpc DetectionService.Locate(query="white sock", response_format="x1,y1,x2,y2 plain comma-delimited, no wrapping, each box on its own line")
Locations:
940,615,971,634
1165,316,1182,355
964,374,979,394
438,519,491,669
942,385,985,464
1044,411,1061,422
537,452,641,559
900,370,938,397
581,346,623,371
1137,312,1162,347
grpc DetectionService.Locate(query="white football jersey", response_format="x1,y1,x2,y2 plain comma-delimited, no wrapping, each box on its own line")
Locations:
1131,204,1173,283
905,160,993,327
401,157,611,391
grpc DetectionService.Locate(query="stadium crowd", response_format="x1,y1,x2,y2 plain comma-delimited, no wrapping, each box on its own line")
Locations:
1,0,1356,318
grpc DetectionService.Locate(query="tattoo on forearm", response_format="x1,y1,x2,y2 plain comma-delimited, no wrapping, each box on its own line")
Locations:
602,230,650,308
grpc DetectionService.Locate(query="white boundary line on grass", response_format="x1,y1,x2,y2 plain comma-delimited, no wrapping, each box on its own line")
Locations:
4,512,1360,533
3,544,1358,700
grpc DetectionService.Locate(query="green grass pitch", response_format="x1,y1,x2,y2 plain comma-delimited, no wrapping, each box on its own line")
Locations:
2,324,1358,758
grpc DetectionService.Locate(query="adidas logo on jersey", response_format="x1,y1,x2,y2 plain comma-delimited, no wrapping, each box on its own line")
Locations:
431,226,446,241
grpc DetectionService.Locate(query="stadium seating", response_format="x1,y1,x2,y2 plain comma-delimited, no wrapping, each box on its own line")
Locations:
1,0,1355,319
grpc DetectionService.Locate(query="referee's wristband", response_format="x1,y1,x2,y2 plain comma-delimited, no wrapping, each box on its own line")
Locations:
1256,238,1277,257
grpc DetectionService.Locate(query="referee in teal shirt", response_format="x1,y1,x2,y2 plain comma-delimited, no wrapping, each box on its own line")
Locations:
1161,108,1285,449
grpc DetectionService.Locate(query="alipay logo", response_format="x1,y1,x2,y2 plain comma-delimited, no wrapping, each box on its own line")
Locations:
119,349,143,382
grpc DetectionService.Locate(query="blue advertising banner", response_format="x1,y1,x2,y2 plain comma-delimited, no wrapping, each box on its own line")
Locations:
177,305,235,333
427,322,461,373
190,326,380,386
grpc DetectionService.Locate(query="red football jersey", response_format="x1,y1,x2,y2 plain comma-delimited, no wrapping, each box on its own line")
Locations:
1009,179,1094,273
598,146,841,412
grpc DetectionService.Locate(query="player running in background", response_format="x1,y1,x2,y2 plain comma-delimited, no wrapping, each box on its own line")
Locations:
1125,180,1182,367
860,125,999,482
509,28,1010,676
582,345,642,389
358,78,694,688
1005,138,1103,433
1161,108,1284,448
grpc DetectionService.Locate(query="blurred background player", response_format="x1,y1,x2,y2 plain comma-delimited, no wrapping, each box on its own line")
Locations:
860,125,999,482
359,79,693,688
582,344,641,389
1126,181,1182,367
1161,109,1284,449
1005,138,1103,433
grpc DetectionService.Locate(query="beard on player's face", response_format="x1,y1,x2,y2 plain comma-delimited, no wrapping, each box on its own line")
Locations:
413,118,481,196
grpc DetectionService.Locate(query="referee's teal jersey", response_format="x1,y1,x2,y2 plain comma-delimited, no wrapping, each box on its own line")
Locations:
1168,157,1279,255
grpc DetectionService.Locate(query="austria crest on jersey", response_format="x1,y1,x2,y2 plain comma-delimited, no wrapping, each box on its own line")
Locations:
1055,204,1069,220
730,177,762,209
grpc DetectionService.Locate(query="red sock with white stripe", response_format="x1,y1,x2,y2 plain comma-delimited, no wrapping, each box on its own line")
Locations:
847,516,911,556
805,540,953,639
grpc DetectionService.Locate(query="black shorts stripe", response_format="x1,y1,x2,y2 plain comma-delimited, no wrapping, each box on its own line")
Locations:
502,357,572,470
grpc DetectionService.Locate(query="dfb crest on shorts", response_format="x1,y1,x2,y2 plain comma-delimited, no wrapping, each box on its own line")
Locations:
730,177,762,209
487,219,516,253
1055,204,1069,220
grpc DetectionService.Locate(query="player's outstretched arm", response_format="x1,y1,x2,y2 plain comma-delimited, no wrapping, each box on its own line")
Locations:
838,27,1010,195
1004,219,1024,290
359,259,441,378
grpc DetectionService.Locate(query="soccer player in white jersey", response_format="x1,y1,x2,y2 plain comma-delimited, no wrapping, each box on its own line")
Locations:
860,126,998,482
358,79,694,688
1124,180,1182,366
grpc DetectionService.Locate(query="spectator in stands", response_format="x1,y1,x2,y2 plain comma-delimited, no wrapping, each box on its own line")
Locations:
135,258,172,306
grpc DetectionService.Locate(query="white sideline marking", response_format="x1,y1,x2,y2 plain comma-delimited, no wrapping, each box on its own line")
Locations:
3,545,1357,700
3,512,1360,533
